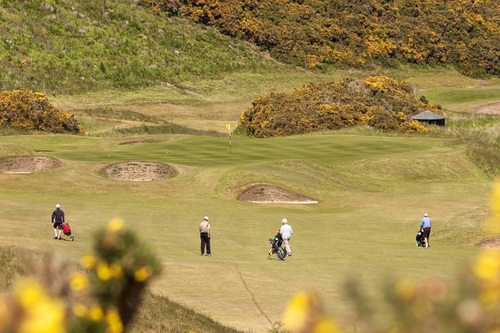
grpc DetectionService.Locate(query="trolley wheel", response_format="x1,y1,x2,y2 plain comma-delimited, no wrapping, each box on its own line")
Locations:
70,236,74,241
276,248,286,260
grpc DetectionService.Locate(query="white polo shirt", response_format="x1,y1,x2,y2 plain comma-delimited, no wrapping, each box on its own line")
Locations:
280,224,293,239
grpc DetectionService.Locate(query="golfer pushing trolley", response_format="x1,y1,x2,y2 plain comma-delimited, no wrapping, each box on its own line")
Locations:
268,218,293,260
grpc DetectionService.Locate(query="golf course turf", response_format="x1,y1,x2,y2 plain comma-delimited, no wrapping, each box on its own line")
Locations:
0,129,493,331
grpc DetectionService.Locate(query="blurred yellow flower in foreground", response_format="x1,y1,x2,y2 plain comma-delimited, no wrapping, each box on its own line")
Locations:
97,262,113,281
134,266,153,282
106,309,124,333
107,219,124,233
14,278,45,309
473,249,500,282
395,278,416,300
110,264,124,279
81,255,97,269
73,304,88,318
14,278,65,333
70,272,89,291
283,292,341,333
90,304,104,322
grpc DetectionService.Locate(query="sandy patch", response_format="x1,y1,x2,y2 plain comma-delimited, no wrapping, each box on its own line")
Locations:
239,184,318,204
0,156,61,174
476,237,500,249
101,161,176,181
118,140,157,145
476,102,500,115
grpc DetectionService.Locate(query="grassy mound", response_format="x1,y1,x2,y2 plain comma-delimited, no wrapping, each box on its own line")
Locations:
238,76,442,137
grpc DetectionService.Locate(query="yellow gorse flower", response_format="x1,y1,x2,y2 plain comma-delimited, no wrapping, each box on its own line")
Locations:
110,264,124,279
134,266,153,282
81,255,97,269
107,219,124,233
106,309,124,333
283,292,341,333
14,278,65,333
473,249,500,306
473,250,500,281
70,272,89,291
73,304,88,318
395,278,416,300
313,317,342,333
14,278,45,309
90,304,104,322
283,292,310,330
97,262,113,281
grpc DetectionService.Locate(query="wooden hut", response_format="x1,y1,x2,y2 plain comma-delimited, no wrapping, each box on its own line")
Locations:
411,110,445,126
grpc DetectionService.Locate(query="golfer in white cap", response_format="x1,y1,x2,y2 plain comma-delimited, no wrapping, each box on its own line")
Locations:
51,204,65,240
420,213,431,248
199,216,211,256
280,218,293,256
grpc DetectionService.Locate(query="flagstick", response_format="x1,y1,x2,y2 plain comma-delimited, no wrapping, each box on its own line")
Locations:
226,124,232,154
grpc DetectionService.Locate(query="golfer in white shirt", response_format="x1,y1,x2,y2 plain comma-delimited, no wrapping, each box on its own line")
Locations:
280,218,293,256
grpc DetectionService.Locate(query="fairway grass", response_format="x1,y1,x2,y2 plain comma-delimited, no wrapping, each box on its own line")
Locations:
0,131,494,332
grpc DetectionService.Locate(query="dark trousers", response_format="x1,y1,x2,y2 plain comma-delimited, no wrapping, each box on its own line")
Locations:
200,233,211,255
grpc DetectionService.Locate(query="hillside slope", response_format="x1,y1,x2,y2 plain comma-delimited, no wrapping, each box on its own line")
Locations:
144,0,500,75
0,0,279,94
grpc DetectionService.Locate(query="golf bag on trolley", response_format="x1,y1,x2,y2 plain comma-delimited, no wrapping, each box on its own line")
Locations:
268,231,287,260
415,228,426,247
62,222,75,241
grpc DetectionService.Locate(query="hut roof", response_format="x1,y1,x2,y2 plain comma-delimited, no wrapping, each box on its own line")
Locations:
411,110,445,120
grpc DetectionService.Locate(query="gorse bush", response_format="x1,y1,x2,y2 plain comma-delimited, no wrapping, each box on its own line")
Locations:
238,76,438,137
0,219,161,333
143,0,500,76
0,90,83,133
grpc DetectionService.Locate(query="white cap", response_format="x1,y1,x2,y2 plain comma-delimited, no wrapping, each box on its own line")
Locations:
281,218,288,224
204,216,209,221
424,213,428,217
56,204,61,208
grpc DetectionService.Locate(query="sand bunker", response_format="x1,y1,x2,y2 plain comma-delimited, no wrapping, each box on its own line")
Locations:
239,184,318,204
476,102,500,115
102,161,176,181
475,237,500,249
0,156,61,174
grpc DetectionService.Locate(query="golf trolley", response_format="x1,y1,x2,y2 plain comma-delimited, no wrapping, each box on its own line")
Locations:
268,233,287,260
415,228,426,247
62,222,75,241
